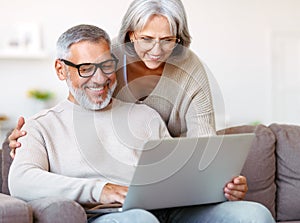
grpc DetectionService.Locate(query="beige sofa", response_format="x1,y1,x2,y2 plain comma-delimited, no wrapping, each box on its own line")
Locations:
1,123,300,222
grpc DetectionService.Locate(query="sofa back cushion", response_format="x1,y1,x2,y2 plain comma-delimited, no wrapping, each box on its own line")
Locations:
1,130,13,195
217,124,276,218
0,148,2,192
269,123,300,221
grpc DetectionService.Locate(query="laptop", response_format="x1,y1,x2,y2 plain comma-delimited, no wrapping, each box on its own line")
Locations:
84,133,254,214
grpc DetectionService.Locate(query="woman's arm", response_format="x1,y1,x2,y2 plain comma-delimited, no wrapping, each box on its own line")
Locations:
185,87,216,137
183,53,216,137
224,176,248,201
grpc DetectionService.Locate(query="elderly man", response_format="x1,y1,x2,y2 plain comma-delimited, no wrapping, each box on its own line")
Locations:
8,24,169,223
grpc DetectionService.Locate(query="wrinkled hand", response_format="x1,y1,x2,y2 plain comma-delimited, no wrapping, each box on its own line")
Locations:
224,175,248,201
8,116,26,158
100,183,128,204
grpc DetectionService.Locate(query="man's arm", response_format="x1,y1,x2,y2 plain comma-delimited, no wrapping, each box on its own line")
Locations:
100,183,128,204
8,121,109,203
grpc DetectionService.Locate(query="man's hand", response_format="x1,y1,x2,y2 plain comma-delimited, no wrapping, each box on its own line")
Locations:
8,116,26,158
100,183,128,204
224,175,248,201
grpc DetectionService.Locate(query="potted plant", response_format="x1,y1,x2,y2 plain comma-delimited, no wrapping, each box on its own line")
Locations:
27,89,54,101
27,88,55,113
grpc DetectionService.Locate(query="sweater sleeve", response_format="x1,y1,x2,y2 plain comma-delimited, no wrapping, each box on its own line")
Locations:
185,86,216,137
8,121,108,203
182,50,216,137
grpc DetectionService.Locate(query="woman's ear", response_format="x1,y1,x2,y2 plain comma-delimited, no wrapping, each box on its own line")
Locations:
55,59,67,80
129,31,135,42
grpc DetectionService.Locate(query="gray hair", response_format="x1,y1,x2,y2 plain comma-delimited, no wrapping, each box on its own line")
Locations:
118,0,191,57
56,24,111,59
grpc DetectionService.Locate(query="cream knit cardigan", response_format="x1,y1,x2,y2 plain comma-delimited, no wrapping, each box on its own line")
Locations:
114,47,216,137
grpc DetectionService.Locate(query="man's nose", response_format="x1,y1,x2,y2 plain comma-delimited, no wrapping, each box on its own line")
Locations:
91,67,108,82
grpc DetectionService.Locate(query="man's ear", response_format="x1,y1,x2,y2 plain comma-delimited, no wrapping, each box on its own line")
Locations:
55,59,67,80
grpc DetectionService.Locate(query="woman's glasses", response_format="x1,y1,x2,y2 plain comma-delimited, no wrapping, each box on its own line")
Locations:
134,33,180,51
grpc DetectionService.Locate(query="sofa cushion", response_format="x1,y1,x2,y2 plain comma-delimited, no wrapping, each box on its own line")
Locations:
269,123,300,221
218,124,276,218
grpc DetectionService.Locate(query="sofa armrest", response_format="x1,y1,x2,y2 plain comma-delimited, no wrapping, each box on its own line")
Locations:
28,197,87,223
0,193,33,223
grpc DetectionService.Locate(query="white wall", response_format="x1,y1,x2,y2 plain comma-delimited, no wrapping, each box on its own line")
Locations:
185,0,300,127
0,0,300,131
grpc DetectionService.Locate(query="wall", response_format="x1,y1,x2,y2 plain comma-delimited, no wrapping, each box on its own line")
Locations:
185,0,300,127
0,0,300,131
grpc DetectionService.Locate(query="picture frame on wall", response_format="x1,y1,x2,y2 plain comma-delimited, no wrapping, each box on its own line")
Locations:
0,23,45,58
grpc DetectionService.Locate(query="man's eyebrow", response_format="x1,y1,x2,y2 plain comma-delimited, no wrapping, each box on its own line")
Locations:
93,55,114,63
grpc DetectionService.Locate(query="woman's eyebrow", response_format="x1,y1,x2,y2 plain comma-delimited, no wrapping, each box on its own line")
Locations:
139,34,176,39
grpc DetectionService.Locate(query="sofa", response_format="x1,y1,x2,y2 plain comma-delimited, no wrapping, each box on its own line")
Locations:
1,123,300,222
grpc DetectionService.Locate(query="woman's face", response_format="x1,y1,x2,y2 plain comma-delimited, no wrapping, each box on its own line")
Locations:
130,15,177,70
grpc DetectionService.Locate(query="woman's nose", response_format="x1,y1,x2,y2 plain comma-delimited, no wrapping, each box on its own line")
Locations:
150,41,163,53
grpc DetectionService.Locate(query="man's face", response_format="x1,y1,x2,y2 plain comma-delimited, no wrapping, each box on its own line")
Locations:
56,40,117,110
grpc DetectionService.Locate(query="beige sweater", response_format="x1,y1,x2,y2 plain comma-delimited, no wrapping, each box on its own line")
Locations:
8,99,170,203
113,47,216,137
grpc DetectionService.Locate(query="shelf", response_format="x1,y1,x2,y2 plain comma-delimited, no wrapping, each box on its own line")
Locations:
0,51,48,60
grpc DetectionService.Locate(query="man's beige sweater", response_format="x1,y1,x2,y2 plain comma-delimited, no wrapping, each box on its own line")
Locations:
8,99,170,203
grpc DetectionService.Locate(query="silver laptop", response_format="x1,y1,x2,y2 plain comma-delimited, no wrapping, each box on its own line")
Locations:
85,133,254,214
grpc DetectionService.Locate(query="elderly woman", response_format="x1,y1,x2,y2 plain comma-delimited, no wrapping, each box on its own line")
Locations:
9,0,274,222
113,0,215,138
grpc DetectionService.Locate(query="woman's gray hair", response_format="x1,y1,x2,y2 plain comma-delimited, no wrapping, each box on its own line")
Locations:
118,0,191,57
56,24,111,59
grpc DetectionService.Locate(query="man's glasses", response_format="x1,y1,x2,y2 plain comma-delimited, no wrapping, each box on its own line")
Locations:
134,33,180,51
59,54,119,78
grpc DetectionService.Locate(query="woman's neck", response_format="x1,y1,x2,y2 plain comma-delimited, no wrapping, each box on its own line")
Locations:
126,60,165,83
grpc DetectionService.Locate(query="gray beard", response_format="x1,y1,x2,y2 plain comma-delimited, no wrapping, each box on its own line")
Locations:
67,78,117,111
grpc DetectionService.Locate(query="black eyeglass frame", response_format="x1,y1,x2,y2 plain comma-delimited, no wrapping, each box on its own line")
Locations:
59,54,119,78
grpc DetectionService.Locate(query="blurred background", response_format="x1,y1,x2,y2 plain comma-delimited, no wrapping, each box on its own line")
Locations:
0,0,300,141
